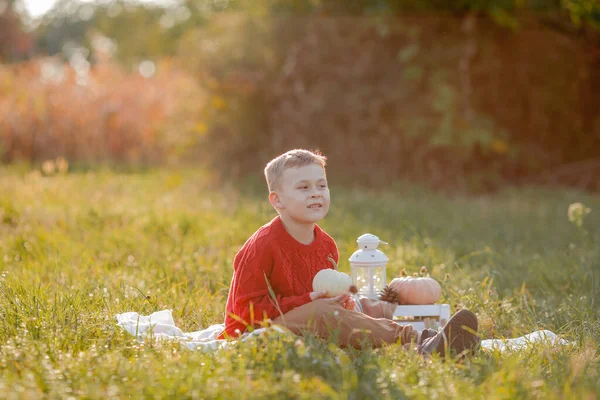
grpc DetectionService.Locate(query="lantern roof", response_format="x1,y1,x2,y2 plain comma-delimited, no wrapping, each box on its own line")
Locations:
356,233,388,249
349,233,389,265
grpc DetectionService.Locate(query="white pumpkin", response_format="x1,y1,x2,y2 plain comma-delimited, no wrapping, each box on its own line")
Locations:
312,269,353,297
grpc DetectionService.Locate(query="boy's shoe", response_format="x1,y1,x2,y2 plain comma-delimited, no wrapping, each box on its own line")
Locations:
418,309,480,358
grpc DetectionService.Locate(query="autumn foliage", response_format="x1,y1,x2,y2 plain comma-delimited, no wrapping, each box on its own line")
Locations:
1,12,599,192
0,57,204,166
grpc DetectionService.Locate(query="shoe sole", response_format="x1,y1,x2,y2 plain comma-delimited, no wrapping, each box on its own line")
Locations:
443,309,479,356
420,309,480,358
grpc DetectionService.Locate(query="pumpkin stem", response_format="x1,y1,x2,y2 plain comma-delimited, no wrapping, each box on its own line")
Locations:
327,255,338,271
401,268,407,277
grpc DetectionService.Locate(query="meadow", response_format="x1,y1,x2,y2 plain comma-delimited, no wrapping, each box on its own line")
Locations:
0,166,598,399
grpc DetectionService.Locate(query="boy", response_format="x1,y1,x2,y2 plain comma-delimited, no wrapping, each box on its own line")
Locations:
219,149,479,357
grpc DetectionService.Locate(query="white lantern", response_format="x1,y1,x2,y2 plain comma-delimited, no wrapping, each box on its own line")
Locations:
349,233,388,299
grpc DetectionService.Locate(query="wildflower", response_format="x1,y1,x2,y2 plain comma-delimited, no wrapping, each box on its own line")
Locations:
55,157,69,174
211,96,226,110
568,202,591,228
42,160,55,175
194,122,208,135
490,139,508,155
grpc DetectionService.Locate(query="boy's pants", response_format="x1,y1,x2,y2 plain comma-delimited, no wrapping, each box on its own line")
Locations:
272,298,417,348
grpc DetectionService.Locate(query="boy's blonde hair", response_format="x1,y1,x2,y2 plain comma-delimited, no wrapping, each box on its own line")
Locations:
264,149,327,192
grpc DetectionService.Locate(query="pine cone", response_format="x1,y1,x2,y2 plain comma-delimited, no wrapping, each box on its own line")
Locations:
379,285,401,304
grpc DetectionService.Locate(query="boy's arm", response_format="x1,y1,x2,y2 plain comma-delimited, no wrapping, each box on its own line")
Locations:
228,242,311,330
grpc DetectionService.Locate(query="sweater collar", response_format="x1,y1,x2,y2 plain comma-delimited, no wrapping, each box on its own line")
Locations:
271,215,323,252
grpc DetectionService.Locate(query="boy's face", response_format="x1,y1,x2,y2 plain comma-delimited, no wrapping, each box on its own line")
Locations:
270,163,330,225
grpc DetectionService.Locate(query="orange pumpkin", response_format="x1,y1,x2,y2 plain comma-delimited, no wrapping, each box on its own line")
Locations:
388,275,442,305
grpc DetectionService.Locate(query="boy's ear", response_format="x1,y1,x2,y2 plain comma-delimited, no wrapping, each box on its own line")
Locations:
269,191,284,209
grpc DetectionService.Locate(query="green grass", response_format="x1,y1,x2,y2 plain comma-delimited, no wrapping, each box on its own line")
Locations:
0,166,598,399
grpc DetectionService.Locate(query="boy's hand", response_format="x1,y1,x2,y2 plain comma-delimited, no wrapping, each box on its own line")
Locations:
310,292,355,310
331,293,355,310
330,293,351,306
343,297,355,311
310,291,328,301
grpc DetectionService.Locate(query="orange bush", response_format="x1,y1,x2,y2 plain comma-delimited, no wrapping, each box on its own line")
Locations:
0,57,205,166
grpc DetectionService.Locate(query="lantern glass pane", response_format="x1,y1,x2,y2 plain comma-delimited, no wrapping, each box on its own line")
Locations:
354,266,372,297
372,265,386,293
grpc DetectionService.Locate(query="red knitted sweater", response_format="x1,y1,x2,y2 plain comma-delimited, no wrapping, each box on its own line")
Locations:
219,215,339,338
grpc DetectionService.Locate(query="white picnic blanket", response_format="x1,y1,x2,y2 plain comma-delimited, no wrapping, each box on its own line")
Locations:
480,329,570,352
116,309,570,352
116,309,283,351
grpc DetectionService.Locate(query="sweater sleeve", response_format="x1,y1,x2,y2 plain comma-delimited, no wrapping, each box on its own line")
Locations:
226,238,311,334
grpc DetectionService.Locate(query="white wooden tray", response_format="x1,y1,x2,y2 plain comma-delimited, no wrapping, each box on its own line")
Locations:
392,304,451,331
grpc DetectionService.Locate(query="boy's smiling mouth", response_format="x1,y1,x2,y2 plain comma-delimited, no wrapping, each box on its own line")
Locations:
308,204,322,208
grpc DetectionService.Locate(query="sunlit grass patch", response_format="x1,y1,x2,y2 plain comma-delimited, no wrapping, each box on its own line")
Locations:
0,166,598,398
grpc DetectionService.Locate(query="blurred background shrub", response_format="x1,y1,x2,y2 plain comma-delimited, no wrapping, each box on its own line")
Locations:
1,0,599,191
